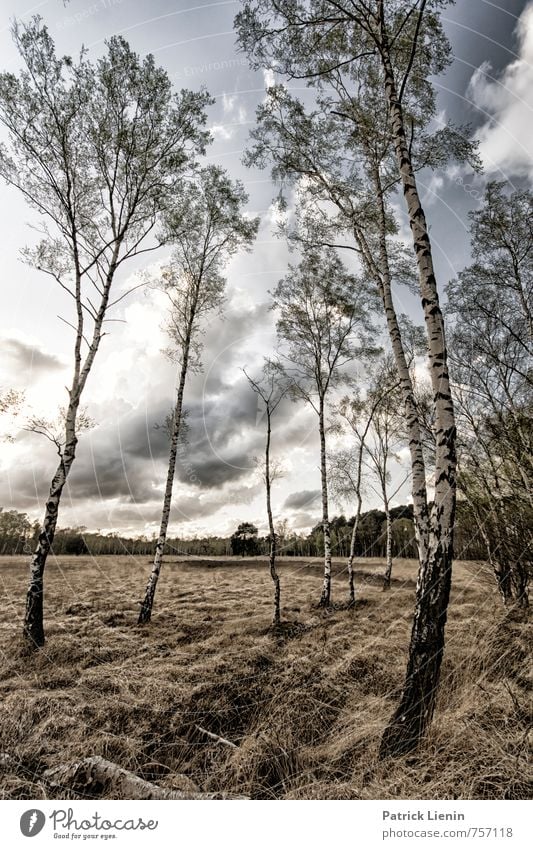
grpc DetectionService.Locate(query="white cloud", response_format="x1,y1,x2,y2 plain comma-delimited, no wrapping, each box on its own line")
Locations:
222,92,237,114
263,68,275,89
210,123,234,140
222,93,247,121
467,4,533,180
211,93,247,140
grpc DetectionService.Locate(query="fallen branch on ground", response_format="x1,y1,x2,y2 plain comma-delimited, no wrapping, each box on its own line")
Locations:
194,725,238,748
43,756,247,799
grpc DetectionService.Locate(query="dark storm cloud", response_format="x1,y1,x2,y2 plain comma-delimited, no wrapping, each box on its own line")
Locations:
284,489,321,510
171,487,258,523
1,458,48,510
0,439,162,511
58,400,174,504
175,380,264,488
3,337,64,375
115,403,173,462
200,300,275,394
0,403,171,511
176,450,254,488
1,375,269,511
67,455,161,504
112,298,314,494
176,360,316,490
1,301,316,519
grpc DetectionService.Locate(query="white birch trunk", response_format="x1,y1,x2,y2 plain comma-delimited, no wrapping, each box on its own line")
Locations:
378,19,458,757
24,254,118,647
318,397,332,607
347,491,362,607
265,408,281,625
365,156,430,567
138,333,191,624
23,403,78,647
382,496,393,591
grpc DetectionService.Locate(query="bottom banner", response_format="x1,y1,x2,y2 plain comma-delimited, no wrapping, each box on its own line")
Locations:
1,799,529,848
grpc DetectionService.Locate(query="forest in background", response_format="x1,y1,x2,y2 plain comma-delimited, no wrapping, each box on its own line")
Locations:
0,503,486,561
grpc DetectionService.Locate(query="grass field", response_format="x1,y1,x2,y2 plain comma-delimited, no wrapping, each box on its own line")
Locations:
0,554,531,800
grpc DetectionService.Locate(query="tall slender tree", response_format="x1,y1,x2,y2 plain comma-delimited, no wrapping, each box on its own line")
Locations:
138,167,258,624
0,18,212,646
271,246,376,606
332,390,383,606
362,361,405,590
244,363,289,625
241,83,436,569
236,0,479,756
333,356,403,599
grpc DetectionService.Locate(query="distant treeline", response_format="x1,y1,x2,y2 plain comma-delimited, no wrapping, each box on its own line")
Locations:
0,504,486,561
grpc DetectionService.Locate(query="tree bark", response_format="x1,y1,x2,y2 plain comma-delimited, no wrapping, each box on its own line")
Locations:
318,397,332,607
347,491,362,606
502,506,530,609
507,527,530,610
23,405,78,647
382,498,393,591
269,517,281,626
23,251,118,647
495,562,514,606
378,13,457,758
265,408,281,625
367,159,430,568
138,339,191,625
511,564,530,609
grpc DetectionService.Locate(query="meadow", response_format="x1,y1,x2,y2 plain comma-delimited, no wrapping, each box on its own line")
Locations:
0,555,530,800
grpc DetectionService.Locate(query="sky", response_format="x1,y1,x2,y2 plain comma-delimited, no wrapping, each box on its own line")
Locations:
0,0,532,539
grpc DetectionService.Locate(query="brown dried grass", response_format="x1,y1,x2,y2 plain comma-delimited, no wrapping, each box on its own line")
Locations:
0,555,530,800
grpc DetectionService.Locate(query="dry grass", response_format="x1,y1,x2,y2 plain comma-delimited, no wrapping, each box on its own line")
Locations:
0,554,531,800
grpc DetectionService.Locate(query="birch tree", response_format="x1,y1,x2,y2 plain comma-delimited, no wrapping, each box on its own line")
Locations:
138,166,258,624
333,357,403,601
244,363,289,625
362,362,405,591
235,0,479,756
272,246,376,606
241,79,452,572
332,392,381,606
447,184,532,608
0,17,212,646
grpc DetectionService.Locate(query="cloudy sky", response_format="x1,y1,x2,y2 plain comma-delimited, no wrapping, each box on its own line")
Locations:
0,0,531,539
